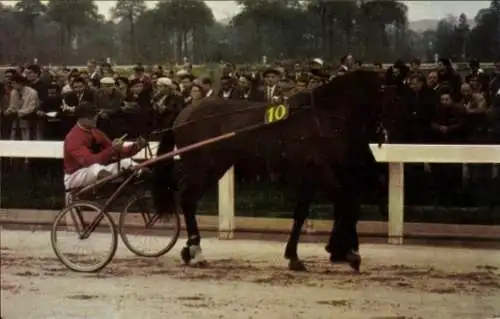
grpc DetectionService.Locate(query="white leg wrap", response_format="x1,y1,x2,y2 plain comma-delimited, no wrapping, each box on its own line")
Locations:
189,245,206,265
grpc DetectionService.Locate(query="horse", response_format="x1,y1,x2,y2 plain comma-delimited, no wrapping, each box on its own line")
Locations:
151,70,389,272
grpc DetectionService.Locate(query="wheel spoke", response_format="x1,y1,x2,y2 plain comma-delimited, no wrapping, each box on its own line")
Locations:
51,201,118,272
119,193,180,258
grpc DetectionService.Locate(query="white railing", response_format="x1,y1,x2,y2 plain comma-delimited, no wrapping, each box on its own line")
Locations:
0,140,236,239
369,143,500,244
2,141,499,243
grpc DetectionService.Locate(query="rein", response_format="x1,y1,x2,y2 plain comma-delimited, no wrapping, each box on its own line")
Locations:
151,101,313,136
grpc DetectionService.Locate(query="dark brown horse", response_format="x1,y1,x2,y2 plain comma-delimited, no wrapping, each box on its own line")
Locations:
152,70,388,272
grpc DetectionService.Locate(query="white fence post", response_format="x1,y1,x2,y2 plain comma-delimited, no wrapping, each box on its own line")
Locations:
218,166,235,239
388,162,404,244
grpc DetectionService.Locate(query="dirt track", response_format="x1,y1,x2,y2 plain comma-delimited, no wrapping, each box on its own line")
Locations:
1,229,499,319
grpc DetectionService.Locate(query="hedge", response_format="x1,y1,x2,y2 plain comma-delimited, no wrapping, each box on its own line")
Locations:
1,159,499,225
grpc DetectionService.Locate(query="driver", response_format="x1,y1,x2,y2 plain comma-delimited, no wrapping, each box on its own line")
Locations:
63,101,147,191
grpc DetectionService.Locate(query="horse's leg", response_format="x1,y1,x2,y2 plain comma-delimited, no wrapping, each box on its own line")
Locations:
326,165,361,272
180,160,233,267
284,185,315,271
179,189,207,266
177,168,207,267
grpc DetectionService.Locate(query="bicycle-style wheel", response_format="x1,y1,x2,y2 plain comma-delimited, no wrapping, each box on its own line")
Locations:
51,200,118,272
118,192,180,257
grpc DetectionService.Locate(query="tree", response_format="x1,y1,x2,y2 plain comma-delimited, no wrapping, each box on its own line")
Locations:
154,0,214,63
358,0,408,61
0,4,24,63
434,16,456,60
467,4,499,61
455,13,470,61
15,0,46,60
0,0,498,66
111,0,146,62
46,0,98,63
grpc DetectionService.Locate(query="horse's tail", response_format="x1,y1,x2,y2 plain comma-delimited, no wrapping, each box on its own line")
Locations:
151,130,178,216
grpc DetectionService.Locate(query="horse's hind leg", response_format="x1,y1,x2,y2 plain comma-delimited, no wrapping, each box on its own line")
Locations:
284,183,314,272
326,166,361,272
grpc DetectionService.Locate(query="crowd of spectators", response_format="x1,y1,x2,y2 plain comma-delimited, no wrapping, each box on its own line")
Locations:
1,55,500,205
1,58,323,141
1,55,499,144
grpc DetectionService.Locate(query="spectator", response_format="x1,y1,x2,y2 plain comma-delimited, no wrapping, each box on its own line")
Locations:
170,81,181,95
124,79,150,111
26,65,48,102
95,77,123,138
218,75,241,100
426,70,441,92
150,71,162,88
392,60,411,86
490,57,500,100
238,74,265,101
25,64,49,140
373,62,383,70
152,77,184,129
309,69,329,89
410,58,421,74
461,82,492,204
61,69,79,94
115,76,129,97
1,68,17,138
178,73,195,102
402,73,438,143
123,79,153,138
430,90,467,204
63,77,95,109
293,76,309,93
187,84,205,106
130,64,146,81
5,74,39,140
436,57,462,100
39,82,63,140
152,64,164,77
199,77,214,97
87,59,101,87
430,90,466,143
466,59,489,91
101,63,114,78
338,55,354,73
263,68,283,103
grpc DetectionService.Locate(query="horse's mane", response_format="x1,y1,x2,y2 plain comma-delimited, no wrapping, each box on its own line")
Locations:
310,70,381,109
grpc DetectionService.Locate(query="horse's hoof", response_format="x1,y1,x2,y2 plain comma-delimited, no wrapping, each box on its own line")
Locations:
288,259,308,272
181,246,192,265
329,251,362,273
346,251,361,273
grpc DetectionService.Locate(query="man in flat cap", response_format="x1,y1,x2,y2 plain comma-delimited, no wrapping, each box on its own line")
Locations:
263,68,283,103
63,102,147,191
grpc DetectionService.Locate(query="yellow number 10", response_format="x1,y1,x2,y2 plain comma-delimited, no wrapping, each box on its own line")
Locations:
266,104,288,124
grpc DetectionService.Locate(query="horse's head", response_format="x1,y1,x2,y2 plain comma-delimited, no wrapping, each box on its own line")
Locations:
310,70,386,125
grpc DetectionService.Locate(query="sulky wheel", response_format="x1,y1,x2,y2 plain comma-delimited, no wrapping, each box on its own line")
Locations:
51,200,118,272
118,192,180,257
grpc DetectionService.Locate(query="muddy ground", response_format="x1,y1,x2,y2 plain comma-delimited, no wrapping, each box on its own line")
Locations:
1,229,499,319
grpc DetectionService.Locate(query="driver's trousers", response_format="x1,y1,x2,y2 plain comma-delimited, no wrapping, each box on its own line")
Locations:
63,158,135,191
